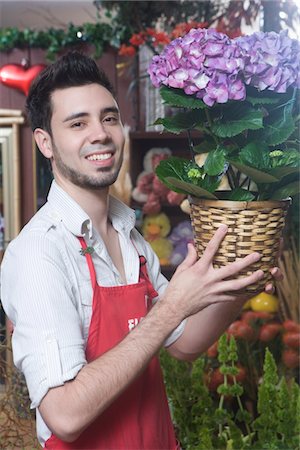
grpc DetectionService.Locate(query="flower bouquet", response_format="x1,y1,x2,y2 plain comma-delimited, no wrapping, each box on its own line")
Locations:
148,28,300,293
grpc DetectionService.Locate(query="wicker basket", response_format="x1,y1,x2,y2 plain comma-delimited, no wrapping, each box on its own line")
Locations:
189,197,291,295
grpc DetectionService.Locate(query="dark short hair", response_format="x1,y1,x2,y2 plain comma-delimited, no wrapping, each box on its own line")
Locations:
26,51,115,135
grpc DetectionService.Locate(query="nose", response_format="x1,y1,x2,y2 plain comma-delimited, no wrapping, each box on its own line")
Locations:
88,120,109,143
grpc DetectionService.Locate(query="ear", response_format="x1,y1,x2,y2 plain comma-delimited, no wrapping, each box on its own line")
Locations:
34,128,53,159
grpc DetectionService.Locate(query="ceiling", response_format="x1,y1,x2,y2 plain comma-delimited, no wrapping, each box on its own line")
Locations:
0,1,98,28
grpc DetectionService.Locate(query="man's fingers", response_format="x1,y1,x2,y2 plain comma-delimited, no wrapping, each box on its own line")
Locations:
200,225,228,266
175,243,198,273
270,267,284,281
220,269,265,293
218,252,262,280
265,283,275,294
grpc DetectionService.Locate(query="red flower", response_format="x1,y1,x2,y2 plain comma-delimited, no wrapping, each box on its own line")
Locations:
146,27,157,37
282,349,300,369
206,368,223,391
282,332,300,349
171,21,208,39
152,31,170,47
206,341,218,358
241,311,274,324
282,320,300,333
258,323,282,342
227,320,255,340
118,44,136,57
129,32,145,47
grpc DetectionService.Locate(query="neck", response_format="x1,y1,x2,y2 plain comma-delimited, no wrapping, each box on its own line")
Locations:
55,177,110,234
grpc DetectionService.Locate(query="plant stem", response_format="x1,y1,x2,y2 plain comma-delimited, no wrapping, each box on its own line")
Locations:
204,109,219,145
187,129,196,162
232,372,252,437
218,375,226,438
226,166,236,190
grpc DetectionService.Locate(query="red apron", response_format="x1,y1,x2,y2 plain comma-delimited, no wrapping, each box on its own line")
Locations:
45,237,178,449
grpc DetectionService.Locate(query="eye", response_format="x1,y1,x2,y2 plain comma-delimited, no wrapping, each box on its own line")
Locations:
103,114,119,124
71,121,85,129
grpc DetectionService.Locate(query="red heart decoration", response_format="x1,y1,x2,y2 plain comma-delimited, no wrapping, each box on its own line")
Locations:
0,63,46,96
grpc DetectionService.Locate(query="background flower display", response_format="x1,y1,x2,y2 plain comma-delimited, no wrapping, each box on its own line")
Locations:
160,320,300,450
149,28,300,203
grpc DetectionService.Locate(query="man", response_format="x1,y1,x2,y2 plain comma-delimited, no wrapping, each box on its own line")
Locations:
1,52,282,449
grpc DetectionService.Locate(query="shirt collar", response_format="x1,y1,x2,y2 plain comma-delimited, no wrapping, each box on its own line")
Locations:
47,180,136,238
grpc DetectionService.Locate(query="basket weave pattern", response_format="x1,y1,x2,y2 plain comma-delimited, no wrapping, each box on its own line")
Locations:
189,198,290,295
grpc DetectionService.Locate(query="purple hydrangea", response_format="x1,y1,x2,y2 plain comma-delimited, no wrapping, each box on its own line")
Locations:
148,28,300,106
235,30,300,93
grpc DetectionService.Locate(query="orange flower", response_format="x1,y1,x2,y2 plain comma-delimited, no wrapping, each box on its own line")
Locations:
152,31,170,47
129,32,145,47
171,21,208,38
118,44,136,57
146,28,157,37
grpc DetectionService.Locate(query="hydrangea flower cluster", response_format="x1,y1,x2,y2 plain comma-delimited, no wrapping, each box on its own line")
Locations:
148,28,300,106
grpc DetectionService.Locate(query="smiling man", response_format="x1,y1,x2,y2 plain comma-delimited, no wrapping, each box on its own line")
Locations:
0,52,282,449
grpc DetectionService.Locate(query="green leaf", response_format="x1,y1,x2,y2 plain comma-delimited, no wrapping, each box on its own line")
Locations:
274,148,300,167
271,181,300,200
155,156,189,185
154,109,205,134
246,95,280,106
159,85,207,109
261,97,296,146
193,138,216,154
211,106,263,138
239,142,270,170
229,160,279,184
165,177,218,198
228,188,256,201
204,146,227,176
270,166,300,180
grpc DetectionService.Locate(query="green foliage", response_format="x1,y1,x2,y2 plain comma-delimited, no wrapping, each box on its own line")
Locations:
0,1,260,60
160,86,208,110
155,157,220,199
252,349,300,449
155,86,300,201
0,22,117,60
160,336,300,450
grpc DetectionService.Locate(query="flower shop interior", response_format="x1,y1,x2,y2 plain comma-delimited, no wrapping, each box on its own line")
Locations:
0,1,299,448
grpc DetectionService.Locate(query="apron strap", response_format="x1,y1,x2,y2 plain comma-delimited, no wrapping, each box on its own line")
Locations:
78,237,97,289
77,236,158,299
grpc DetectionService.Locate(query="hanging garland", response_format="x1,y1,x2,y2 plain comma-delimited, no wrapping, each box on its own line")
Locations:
0,22,124,61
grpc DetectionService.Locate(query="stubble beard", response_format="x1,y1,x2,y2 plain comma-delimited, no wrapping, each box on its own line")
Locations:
51,142,123,190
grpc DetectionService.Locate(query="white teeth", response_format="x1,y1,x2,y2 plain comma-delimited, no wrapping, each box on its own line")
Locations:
86,153,112,161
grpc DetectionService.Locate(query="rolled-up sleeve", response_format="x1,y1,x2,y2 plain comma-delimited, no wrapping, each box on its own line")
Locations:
1,231,86,408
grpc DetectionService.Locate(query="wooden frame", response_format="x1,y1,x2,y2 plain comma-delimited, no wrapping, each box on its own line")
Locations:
0,111,24,390
0,116,24,249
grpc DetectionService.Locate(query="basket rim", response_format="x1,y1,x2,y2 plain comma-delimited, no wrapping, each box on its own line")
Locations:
188,196,291,210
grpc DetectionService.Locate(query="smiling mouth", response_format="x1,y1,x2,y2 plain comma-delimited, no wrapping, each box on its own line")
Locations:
86,152,113,161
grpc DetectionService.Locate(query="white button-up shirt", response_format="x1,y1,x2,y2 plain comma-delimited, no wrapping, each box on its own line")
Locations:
1,180,185,446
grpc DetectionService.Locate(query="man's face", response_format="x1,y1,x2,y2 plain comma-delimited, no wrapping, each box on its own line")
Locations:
46,83,125,190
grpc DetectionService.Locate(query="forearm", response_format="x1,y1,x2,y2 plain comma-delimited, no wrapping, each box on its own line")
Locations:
39,298,180,442
168,298,246,361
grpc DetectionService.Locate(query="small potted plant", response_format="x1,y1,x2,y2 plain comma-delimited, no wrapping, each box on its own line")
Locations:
148,28,300,293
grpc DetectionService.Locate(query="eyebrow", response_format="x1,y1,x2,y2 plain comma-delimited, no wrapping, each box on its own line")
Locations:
63,107,120,123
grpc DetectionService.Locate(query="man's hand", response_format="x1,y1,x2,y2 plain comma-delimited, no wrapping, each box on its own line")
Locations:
162,224,264,321
166,225,284,361
265,267,284,294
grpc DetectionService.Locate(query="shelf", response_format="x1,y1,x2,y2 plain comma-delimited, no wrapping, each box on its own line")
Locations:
129,130,193,281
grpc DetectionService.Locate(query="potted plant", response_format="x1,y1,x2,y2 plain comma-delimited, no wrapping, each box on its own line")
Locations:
148,28,300,293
